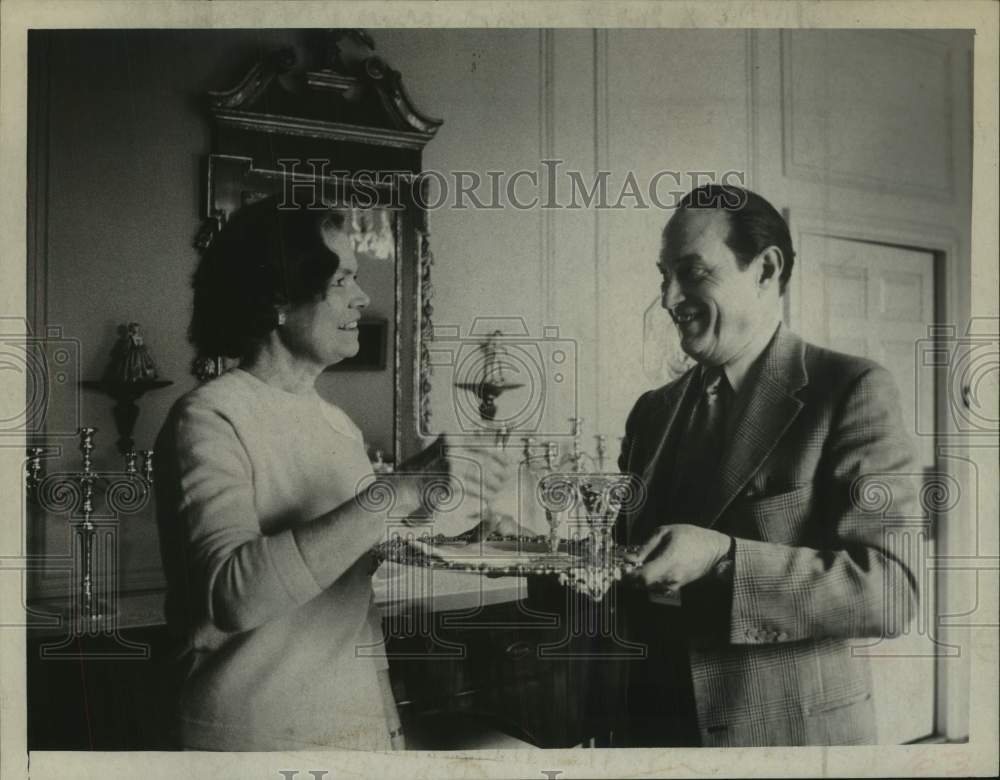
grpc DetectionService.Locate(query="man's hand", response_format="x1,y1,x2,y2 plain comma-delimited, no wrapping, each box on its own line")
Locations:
626,524,732,592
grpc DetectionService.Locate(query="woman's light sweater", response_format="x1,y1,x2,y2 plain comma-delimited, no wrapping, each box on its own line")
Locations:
155,368,393,750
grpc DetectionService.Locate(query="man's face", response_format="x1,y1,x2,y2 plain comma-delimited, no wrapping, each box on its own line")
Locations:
658,209,767,367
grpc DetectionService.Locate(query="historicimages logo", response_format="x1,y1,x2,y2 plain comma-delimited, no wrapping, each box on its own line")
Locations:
428,317,579,439
0,317,81,441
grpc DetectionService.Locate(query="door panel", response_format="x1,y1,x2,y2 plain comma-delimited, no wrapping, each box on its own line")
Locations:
797,233,937,744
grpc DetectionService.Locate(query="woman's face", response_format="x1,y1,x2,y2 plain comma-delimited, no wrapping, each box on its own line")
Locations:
279,227,370,369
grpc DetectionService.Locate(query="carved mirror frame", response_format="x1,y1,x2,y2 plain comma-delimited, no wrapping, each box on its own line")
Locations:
194,31,440,463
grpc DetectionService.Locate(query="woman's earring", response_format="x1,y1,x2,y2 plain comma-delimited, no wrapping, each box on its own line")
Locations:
277,311,287,326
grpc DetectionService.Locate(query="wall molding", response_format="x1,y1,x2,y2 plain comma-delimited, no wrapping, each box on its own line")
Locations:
789,208,960,261
780,29,956,202
25,32,172,603
27,33,51,341
744,29,760,191
593,29,610,436
26,32,60,604
538,30,556,320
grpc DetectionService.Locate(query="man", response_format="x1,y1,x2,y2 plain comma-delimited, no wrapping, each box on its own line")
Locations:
613,184,919,746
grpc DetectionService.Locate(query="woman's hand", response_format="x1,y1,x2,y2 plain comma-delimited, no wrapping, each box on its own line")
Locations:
462,511,527,539
399,434,516,526
442,438,515,508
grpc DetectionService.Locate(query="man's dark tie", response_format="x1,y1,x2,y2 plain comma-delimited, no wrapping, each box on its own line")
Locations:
670,367,729,525
618,368,730,748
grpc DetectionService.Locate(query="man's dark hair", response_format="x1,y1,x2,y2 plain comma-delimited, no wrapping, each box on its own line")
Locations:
668,184,795,294
189,196,347,359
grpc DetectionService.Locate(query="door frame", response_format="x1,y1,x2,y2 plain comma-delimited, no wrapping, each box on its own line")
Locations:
786,208,967,743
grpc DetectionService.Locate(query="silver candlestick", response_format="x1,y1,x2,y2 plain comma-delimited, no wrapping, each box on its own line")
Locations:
140,450,155,483
568,417,584,472
544,441,559,471
26,447,45,491
26,426,156,636
124,448,138,476
521,436,536,465
595,434,608,472
78,427,100,625
539,445,564,553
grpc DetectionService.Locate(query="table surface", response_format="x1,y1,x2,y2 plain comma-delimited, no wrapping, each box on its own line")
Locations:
25,562,526,634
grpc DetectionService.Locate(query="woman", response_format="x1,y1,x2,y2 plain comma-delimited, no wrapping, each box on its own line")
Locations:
155,196,511,751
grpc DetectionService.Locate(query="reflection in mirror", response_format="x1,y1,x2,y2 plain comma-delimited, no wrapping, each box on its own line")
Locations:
319,208,397,464
196,34,439,466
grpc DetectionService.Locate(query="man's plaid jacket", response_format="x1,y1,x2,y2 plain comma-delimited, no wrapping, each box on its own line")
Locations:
615,323,921,746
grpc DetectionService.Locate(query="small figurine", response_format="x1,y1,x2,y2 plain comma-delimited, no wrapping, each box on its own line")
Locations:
107,322,159,384
371,448,392,474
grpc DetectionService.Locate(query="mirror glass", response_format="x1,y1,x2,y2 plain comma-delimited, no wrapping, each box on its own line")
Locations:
318,208,398,463
202,153,424,466
199,32,439,467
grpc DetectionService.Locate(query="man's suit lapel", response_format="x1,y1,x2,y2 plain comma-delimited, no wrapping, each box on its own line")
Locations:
639,372,695,485
627,371,697,543
703,324,809,528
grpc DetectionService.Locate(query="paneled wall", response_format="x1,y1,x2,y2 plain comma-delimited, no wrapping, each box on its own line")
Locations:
383,29,759,438
27,29,972,638
29,30,313,597
748,29,973,742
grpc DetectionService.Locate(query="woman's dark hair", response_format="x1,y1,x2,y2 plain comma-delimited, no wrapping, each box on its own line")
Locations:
189,196,347,359
668,184,796,294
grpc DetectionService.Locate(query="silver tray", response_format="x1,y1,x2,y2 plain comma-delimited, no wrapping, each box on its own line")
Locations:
376,533,639,600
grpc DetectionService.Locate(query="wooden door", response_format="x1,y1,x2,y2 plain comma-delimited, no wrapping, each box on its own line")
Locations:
796,232,938,744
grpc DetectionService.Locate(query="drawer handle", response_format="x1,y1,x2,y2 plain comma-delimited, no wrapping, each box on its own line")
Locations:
504,640,531,660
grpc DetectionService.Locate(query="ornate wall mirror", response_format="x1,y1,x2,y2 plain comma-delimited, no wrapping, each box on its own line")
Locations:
194,31,440,464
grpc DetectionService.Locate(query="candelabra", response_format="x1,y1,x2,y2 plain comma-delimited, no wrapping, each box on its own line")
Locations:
378,414,642,603
530,418,638,558
26,427,155,637
447,332,640,599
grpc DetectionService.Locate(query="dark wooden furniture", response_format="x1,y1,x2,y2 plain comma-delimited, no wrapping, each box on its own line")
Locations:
388,599,588,748
27,626,179,750
27,589,609,750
